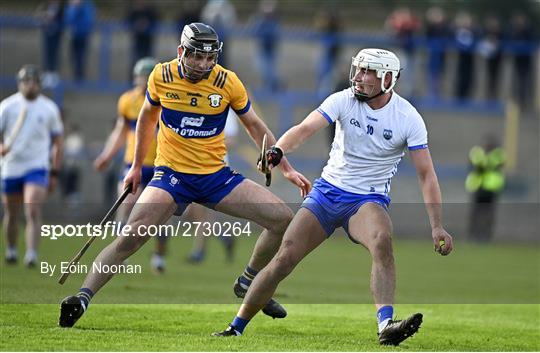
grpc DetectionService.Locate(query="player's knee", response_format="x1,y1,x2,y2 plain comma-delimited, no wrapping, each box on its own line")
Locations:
271,241,297,278
115,221,150,254
23,204,41,222
3,209,19,223
370,230,393,261
270,205,294,235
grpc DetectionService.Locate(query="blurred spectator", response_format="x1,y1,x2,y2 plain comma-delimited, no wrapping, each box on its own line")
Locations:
251,0,280,92
177,0,202,30
385,7,421,97
126,0,157,70
314,7,341,96
37,0,65,88
465,136,505,242
201,0,237,68
64,0,95,81
453,12,478,100
478,16,503,100
509,13,536,109
425,7,449,99
60,122,85,205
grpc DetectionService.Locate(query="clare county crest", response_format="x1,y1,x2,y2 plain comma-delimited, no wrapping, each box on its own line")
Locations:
169,175,178,186
208,93,223,108
383,129,393,140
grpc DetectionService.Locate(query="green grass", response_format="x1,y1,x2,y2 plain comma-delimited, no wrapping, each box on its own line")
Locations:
1,304,539,351
1,232,539,351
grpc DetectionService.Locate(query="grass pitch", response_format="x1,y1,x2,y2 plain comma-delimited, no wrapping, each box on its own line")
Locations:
2,303,539,351
1,232,539,351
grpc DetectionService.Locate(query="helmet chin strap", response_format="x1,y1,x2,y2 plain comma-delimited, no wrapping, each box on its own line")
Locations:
354,89,386,102
353,69,400,103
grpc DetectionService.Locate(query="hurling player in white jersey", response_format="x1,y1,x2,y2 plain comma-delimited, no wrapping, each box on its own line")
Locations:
0,65,64,267
214,49,454,346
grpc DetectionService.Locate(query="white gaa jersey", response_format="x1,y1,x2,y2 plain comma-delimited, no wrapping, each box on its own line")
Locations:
0,93,63,179
317,89,428,195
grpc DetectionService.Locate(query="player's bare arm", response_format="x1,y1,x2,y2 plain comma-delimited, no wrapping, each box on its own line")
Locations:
260,109,328,195
261,110,329,173
124,99,160,193
410,148,454,256
94,116,129,171
237,107,281,158
274,110,330,154
239,107,311,196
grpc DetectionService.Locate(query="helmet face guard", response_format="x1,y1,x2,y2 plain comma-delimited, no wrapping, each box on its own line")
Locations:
349,63,377,101
179,46,221,82
179,23,223,82
349,49,400,102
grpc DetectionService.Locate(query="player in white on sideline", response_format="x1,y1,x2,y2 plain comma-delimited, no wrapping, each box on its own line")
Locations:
214,49,454,346
0,65,64,266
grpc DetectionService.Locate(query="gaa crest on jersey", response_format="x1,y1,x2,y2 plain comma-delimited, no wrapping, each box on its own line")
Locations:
383,129,393,140
208,93,223,108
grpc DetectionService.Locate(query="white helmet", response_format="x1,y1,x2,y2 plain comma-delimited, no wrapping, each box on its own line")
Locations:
349,48,401,101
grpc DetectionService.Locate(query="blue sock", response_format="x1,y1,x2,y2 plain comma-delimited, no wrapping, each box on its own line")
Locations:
377,305,393,332
238,266,258,289
231,316,250,334
77,288,94,310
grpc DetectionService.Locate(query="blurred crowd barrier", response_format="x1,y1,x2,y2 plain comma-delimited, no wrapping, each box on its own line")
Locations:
0,8,538,115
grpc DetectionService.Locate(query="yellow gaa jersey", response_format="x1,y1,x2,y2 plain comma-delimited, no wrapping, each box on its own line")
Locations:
117,88,158,166
146,60,250,174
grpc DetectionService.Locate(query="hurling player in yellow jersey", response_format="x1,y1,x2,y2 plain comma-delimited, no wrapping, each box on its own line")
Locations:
59,23,311,328
93,57,170,273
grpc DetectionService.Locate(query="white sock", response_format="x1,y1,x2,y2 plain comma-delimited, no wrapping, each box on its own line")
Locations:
6,247,17,259
378,318,391,333
151,254,165,268
24,249,37,263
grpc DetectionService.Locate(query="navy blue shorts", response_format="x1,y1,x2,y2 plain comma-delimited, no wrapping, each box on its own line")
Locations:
148,166,245,209
301,178,391,242
1,169,49,194
121,164,155,187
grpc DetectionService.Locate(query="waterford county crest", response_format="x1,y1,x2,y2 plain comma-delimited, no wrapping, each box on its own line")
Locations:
383,129,393,140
